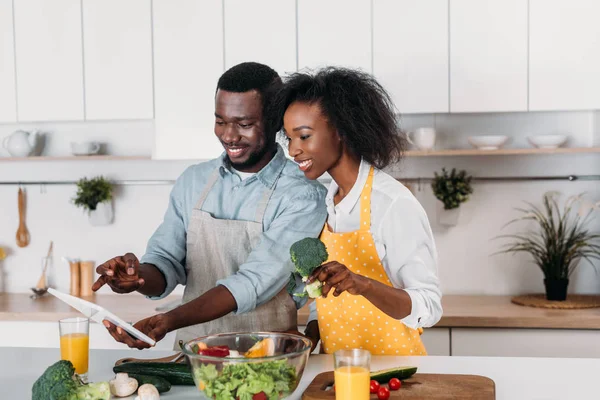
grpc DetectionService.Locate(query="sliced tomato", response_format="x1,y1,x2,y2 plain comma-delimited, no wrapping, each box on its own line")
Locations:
377,386,390,400
252,392,267,400
370,380,380,394
388,378,401,390
198,345,230,357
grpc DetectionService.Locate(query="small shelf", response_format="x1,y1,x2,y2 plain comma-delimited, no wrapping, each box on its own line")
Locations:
405,147,600,157
0,155,151,161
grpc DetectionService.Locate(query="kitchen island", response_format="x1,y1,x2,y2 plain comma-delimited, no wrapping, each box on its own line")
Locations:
3,347,599,399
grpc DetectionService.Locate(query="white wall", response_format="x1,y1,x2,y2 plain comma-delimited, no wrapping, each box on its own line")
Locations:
0,112,599,297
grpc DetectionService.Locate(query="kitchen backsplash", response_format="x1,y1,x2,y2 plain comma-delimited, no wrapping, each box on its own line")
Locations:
0,111,599,296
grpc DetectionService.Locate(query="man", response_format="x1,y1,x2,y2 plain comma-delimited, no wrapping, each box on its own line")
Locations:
93,62,327,349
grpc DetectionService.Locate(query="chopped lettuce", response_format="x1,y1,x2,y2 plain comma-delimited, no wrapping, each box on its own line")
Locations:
194,360,297,400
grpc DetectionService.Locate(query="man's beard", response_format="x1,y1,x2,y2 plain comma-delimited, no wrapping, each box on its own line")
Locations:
227,143,273,171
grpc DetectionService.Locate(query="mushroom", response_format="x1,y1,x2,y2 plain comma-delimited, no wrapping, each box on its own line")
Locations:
135,383,160,400
110,372,138,397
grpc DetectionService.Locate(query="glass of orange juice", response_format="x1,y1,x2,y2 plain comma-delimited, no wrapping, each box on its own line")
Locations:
59,317,90,383
333,349,371,400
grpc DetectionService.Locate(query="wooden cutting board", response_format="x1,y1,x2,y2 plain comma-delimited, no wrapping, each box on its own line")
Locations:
302,371,495,400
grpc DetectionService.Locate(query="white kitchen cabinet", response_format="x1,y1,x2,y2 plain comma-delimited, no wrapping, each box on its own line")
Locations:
0,321,176,351
529,0,600,111
224,0,296,75
452,328,600,358
152,0,224,160
421,328,450,356
449,0,528,113
14,0,84,121
298,0,371,73
373,0,448,114
82,0,153,120
0,0,17,123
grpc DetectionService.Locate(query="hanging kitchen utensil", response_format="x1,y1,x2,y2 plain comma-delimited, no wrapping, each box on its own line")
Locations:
30,241,53,299
16,187,30,247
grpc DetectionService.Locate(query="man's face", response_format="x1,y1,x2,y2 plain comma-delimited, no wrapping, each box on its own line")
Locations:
214,89,273,172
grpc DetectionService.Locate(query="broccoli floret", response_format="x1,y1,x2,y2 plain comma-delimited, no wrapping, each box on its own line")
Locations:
31,360,110,400
32,360,78,400
290,237,328,277
305,280,323,298
289,237,328,298
74,382,110,400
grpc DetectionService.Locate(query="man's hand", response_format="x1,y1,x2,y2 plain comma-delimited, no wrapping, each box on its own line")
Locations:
303,320,320,353
309,261,372,298
103,313,172,350
92,253,145,294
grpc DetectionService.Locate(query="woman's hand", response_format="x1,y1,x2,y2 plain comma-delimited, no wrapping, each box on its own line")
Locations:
309,261,372,297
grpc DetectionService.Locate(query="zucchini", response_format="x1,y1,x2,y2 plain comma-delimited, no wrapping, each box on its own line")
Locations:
370,366,418,383
113,362,194,386
128,374,172,393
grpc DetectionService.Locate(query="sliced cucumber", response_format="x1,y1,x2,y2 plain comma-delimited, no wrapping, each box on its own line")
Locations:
370,366,418,383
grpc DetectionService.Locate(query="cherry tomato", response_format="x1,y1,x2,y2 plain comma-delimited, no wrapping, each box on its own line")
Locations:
388,378,401,390
370,380,380,394
252,392,267,400
377,386,390,400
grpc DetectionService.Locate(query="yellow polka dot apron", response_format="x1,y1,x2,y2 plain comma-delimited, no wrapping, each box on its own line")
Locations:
316,167,427,356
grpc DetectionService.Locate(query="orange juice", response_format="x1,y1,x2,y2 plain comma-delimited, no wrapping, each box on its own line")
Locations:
334,366,370,400
60,333,89,374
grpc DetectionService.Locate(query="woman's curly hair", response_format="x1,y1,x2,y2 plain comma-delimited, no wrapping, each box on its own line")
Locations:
273,67,406,169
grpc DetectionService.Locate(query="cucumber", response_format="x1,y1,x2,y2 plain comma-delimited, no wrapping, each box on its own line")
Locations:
370,366,418,383
128,374,172,393
113,362,194,386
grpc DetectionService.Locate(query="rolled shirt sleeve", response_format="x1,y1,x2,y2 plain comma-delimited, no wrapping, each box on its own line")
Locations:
380,196,443,330
217,186,327,314
140,169,190,299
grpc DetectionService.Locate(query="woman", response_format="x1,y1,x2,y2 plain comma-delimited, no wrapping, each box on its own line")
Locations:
276,67,442,355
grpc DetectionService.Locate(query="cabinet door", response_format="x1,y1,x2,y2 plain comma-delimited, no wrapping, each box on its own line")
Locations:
298,0,371,72
82,0,153,120
14,0,84,121
530,0,600,111
421,328,451,356
373,0,448,114
452,328,600,358
152,0,224,160
224,0,296,75
0,0,17,123
450,0,527,112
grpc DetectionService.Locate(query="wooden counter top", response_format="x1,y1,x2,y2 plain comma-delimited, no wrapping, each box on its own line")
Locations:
3,293,600,329
0,292,181,323
297,295,600,330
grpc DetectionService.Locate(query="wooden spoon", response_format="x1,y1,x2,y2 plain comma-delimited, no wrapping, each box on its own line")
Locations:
16,188,30,248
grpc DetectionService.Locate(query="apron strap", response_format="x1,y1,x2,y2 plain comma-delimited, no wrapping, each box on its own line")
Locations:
359,166,375,230
193,168,221,210
253,159,286,223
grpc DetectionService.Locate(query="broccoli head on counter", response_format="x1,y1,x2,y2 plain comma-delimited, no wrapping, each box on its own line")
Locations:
32,360,110,400
289,237,328,298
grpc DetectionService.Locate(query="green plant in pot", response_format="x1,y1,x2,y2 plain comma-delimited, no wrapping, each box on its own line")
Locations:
72,176,114,226
431,168,473,226
496,192,600,301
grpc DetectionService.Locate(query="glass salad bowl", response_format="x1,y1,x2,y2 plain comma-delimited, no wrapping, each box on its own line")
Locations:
182,332,312,400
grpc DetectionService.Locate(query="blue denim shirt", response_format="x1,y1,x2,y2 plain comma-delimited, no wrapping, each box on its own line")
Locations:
140,145,327,314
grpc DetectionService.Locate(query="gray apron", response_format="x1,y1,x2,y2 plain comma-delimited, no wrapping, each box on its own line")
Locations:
174,167,297,347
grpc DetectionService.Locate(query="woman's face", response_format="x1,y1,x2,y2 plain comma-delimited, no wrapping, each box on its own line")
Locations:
283,101,343,180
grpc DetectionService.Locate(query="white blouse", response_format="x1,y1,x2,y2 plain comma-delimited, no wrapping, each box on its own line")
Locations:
308,159,442,330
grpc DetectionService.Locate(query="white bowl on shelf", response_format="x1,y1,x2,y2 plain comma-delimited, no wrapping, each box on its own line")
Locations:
467,135,509,150
527,135,568,149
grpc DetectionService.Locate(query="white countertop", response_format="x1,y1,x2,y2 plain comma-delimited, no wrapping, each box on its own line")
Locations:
3,347,600,399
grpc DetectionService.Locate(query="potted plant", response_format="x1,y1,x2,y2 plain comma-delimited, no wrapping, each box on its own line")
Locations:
431,167,473,226
72,176,114,226
496,192,600,301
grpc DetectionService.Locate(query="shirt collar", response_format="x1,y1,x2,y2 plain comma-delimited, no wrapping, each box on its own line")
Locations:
219,144,286,188
326,158,372,214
